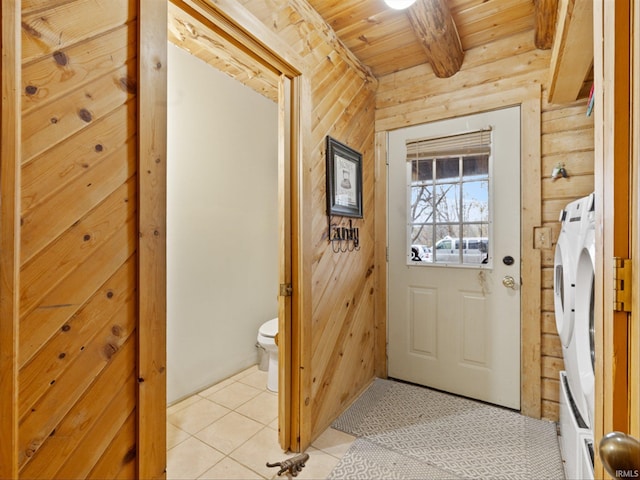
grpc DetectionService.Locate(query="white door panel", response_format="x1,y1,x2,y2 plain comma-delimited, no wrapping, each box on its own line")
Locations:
388,107,521,409
408,286,437,356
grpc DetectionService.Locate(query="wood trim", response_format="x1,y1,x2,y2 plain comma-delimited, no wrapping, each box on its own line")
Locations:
594,0,633,476
374,131,388,378
137,2,168,478
296,74,313,452
173,0,305,78
0,2,21,477
377,84,542,418
277,74,293,450
631,0,640,441
277,75,290,449
605,0,631,434
520,91,543,419
509,92,543,417
593,1,605,475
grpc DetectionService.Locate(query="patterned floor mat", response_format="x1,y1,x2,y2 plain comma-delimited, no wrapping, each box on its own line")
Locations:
329,379,565,480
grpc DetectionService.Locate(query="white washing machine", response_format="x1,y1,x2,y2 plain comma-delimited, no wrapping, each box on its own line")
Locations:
555,195,594,480
559,371,593,480
553,196,594,479
554,196,590,428
579,434,595,480
575,193,596,428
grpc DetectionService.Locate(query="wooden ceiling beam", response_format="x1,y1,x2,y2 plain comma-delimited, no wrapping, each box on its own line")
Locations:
534,0,559,49
547,0,593,103
407,0,464,78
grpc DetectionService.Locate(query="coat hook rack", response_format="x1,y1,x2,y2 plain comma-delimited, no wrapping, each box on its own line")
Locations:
328,218,360,253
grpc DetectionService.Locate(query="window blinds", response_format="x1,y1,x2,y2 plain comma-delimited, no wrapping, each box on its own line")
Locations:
405,128,492,159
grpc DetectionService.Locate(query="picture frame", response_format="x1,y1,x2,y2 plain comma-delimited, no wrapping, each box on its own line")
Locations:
325,136,363,218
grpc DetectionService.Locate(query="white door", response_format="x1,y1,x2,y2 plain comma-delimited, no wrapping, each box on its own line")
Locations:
388,107,521,409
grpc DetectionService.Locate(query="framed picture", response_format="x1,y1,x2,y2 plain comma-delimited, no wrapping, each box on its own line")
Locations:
325,136,363,218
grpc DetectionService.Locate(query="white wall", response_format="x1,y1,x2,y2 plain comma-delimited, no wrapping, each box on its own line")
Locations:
167,43,278,404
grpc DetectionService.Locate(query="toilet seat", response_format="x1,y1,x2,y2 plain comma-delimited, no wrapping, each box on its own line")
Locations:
259,318,278,338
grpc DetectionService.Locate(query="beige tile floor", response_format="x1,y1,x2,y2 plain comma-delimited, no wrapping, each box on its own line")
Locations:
167,365,356,479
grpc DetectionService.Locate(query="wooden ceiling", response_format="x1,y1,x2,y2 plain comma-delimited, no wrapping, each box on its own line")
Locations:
169,0,593,103
305,0,547,78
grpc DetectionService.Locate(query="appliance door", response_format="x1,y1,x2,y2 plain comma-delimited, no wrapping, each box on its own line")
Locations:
575,228,596,428
554,228,576,347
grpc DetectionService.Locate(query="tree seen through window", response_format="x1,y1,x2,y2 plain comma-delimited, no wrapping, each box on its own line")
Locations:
408,153,490,265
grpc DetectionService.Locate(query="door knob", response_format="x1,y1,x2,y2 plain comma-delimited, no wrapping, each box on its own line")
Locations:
502,275,517,290
599,432,640,479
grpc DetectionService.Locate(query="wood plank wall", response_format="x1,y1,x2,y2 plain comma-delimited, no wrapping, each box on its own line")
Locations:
15,0,141,477
237,0,379,446
540,97,594,420
376,29,594,421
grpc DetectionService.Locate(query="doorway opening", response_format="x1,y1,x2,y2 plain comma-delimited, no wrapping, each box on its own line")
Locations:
166,41,279,404
166,0,303,451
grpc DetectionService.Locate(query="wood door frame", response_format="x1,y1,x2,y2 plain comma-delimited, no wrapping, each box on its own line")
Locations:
632,0,640,442
0,1,21,477
138,2,169,477
145,0,307,455
593,0,638,476
376,85,543,418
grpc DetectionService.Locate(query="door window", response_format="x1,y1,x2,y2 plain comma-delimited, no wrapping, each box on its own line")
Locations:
406,129,491,266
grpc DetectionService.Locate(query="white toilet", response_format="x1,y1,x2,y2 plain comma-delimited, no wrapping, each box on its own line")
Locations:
257,318,279,392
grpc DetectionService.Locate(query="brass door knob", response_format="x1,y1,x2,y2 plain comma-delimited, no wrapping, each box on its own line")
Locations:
502,275,516,289
599,432,640,479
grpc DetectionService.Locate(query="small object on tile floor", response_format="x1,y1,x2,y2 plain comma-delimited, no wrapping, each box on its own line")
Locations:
266,452,309,477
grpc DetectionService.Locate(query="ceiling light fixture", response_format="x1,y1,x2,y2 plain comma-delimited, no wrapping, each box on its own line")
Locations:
384,0,417,9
